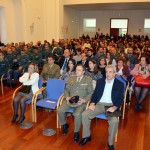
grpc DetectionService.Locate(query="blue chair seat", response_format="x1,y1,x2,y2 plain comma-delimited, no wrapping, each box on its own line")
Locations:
96,113,107,120
36,97,58,109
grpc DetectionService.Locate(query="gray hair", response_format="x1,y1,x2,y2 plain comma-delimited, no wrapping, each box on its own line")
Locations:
106,65,116,73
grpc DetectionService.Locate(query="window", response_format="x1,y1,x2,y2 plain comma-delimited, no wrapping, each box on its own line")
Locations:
111,19,128,28
83,18,96,32
144,19,150,28
110,19,128,35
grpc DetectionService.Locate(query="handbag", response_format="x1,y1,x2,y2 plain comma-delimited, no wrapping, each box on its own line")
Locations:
18,85,31,94
135,75,150,87
105,106,122,117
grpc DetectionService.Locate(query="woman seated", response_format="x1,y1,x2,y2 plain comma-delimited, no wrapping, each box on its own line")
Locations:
12,63,39,124
60,59,76,82
106,52,116,66
85,59,102,88
130,56,150,110
98,57,106,78
116,57,130,79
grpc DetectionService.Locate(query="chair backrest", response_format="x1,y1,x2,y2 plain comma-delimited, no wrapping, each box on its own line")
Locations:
115,75,126,93
38,77,43,89
46,79,66,101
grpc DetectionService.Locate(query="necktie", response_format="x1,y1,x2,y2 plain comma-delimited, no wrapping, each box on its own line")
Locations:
77,77,80,83
62,59,68,70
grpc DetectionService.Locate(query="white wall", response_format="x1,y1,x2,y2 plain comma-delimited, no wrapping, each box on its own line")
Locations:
64,0,150,5
79,10,150,38
63,7,79,39
0,0,150,43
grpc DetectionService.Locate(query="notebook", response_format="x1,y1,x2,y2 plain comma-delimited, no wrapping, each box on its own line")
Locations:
105,106,122,117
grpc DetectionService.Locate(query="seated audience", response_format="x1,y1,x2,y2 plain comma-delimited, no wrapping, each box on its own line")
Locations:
79,65,124,150
73,48,82,63
130,56,150,110
60,59,76,82
11,63,39,124
0,52,9,78
116,57,129,78
85,59,102,88
40,56,60,83
98,57,107,78
77,53,89,69
57,64,93,143
106,52,116,66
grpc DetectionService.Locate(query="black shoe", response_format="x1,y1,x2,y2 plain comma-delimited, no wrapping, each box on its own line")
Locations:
11,114,18,123
74,132,79,143
17,116,25,124
62,123,69,135
108,144,114,150
12,83,17,88
79,136,91,146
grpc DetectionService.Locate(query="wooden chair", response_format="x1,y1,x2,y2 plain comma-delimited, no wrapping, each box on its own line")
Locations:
32,79,65,124
12,77,43,122
1,71,11,94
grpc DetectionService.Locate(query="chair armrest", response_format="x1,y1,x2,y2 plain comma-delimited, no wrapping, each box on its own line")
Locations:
1,73,6,81
57,94,64,109
12,85,22,101
32,87,46,104
86,100,90,110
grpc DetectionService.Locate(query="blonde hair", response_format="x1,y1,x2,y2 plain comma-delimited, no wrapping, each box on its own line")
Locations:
29,63,39,73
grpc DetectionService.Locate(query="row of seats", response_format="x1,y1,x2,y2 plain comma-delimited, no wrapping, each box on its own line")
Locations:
12,76,129,142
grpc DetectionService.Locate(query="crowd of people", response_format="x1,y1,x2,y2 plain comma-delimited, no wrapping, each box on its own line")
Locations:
0,33,150,150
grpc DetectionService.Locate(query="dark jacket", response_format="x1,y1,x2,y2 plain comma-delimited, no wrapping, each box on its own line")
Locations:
90,77,124,108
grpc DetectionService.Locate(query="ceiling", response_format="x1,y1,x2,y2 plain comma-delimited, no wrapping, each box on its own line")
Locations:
64,2,150,10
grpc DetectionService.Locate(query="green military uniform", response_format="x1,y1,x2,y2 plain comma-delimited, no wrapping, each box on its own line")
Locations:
31,52,42,66
111,53,120,60
53,48,63,61
57,75,93,132
0,59,9,78
17,54,30,69
40,63,60,81
95,52,106,59
5,54,17,69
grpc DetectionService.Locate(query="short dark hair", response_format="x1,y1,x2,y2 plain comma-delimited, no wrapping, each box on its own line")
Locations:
48,55,55,60
76,64,86,71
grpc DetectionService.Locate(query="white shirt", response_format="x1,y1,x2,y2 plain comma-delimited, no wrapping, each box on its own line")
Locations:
99,78,114,103
19,72,39,94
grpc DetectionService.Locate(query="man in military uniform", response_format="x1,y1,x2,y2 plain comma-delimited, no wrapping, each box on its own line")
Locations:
5,48,18,86
53,43,63,61
0,52,9,78
31,47,42,67
57,64,93,143
12,50,30,87
40,55,60,82
41,45,52,65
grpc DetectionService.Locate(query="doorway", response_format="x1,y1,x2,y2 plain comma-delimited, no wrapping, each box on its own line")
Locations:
110,19,128,36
